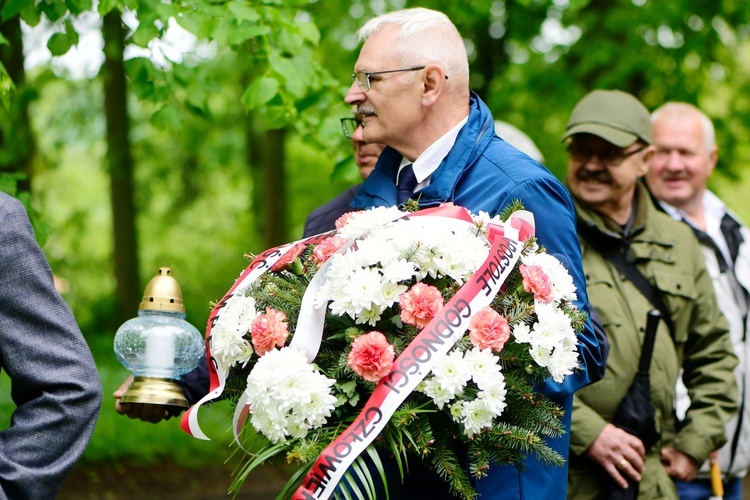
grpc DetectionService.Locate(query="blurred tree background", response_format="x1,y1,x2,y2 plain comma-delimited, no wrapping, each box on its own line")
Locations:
1,0,750,495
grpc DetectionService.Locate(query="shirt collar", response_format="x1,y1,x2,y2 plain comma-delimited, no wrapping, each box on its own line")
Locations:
398,116,469,185
659,190,733,265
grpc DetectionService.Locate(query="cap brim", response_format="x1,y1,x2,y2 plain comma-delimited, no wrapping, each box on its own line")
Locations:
561,123,638,148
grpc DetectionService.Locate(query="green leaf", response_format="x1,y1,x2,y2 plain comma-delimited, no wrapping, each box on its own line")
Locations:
47,32,74,57
242,77,278,110
0,172,24,195
65,0,93,15
19,0,40,26
132,22,159,48
151,104,182,130
1,0,31,21
38,0,68,22
97,0,119,16
297,20,320,45
0,32,8,46
65,19,80,46
226,23,270,45
227,2,260,23
0,64,13,110
270,55,305,97
263,104,291,129
276,27,303,53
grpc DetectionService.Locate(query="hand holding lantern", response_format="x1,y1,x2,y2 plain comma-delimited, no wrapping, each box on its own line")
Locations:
114,267,204,408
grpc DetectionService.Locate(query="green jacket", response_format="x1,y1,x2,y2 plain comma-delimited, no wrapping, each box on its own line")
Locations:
567,182,737,499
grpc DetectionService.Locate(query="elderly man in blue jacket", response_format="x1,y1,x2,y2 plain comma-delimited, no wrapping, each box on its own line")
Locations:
344,7,606,499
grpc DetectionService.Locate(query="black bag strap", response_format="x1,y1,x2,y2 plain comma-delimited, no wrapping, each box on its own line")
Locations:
578,219,676,337
606,248,676,337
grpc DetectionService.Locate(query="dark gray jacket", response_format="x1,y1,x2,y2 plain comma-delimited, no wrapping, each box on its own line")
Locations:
0,192,102,498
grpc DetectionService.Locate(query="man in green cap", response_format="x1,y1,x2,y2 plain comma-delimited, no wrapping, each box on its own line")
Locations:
562,89,738,499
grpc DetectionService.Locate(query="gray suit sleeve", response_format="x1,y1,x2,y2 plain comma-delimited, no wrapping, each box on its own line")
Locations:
0,194,103,499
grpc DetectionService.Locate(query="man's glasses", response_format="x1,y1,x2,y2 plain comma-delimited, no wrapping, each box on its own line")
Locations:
352,66,426,92
567,142,648,167
340,117,363,139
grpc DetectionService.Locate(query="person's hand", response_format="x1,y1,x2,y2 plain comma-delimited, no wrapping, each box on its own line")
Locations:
661,447,699,481
584,423,646,489
113,375,170,423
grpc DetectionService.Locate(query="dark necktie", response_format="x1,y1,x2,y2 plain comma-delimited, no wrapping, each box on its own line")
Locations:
396,164,417,205
720,212,744,266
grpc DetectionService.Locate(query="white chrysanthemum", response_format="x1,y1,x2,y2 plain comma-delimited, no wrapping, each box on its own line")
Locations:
478,378,508,416
250,407,287,443
245,348,337,443
472,211,493,236
218,294,258,334
512,322,533,343
380,281,409,306
431,350,472,395
522,252,577,303
461,399,495,437
463,348,503,390
210,293,258,369
432,233,487,284
351,237,402,267
379,259,417,284
534,301,576,350
449,401,464,423
211,324,254,370
338,206,405,239
327,266,385,319
545,344,580,383
421,377,456,409
358,305,387,327
514,302,579,383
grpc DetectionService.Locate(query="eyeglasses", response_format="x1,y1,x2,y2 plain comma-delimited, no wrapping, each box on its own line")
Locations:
567,142,648,167
340,117,363,139
352,66,426,92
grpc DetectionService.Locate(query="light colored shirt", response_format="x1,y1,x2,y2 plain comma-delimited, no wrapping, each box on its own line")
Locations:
660,191,734,270
396,116,469,191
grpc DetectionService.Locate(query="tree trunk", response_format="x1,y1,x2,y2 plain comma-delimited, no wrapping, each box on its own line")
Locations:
246,123,287,248
0,15,34,193
102,11,140,325
258,128,287,247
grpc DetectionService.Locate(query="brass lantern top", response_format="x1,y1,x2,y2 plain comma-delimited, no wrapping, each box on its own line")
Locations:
138,267,186,313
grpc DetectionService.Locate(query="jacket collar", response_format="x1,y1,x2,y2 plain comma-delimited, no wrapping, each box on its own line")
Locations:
350,91,496,209
574,180,653,246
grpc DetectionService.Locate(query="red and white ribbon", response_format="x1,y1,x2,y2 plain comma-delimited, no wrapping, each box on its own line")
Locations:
181,205,534,461
291,228,525,499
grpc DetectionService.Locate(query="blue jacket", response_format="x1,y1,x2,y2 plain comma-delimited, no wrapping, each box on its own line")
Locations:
351,93,606,499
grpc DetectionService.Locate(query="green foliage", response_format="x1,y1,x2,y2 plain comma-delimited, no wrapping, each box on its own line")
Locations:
5,0,750,491
0,336,237,479
0,0,31,21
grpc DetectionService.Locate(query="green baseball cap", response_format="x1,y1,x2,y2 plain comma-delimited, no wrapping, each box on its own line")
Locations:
562,89,653,147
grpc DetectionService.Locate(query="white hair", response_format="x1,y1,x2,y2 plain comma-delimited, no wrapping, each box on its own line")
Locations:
358,8,470,92
651,102,716,150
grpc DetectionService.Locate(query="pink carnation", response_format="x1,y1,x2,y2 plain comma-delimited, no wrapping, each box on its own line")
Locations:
519,264,553,302
251,308,289,356
399,282,444,329
347,331,395,382
312,236,347,265
335,211,360,229
270,244,305,272
468,307,510,352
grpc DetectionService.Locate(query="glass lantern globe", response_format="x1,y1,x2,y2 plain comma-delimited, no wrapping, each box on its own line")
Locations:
114,267,204,408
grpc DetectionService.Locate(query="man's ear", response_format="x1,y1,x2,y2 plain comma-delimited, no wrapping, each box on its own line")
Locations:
638,146,655,177
421,64,447,107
